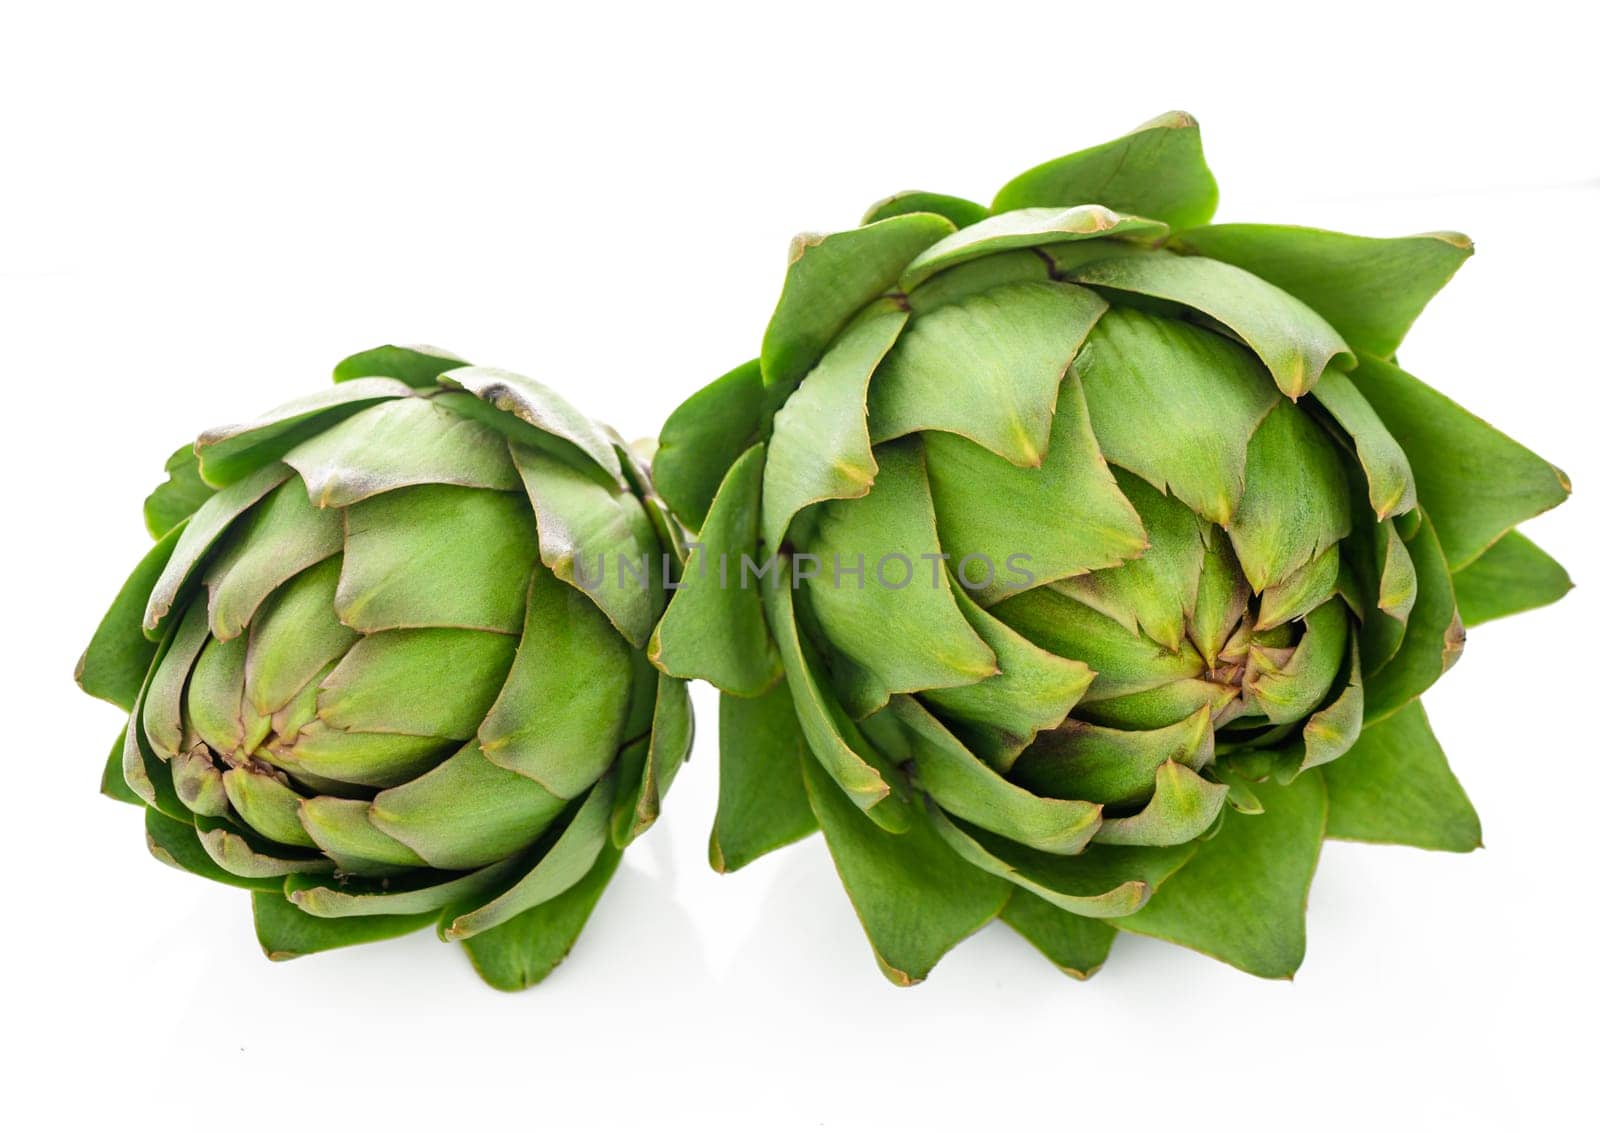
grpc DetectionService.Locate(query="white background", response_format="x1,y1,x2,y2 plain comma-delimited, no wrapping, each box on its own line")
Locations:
5,2,1596,1129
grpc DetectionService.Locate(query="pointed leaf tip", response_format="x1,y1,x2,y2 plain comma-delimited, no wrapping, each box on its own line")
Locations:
1141,109,1201,129
1171,226,1475,359
1452,529,1572,627
993,111,1218,229
761,214,955,392
787,232,824,265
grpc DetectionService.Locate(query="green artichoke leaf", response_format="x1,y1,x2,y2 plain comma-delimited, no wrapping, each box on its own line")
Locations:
800,747,1010,986
919,584,1096,772
512,441,661,649
1452,529,1572,627
1308,369,1418,520
761,560,912,833
1211,762,1264,815
205,480,343,640
169,747,228,817
709,684,818,874
334,485,534,635
618,645,661,744
283,397,521,508
145,444,215,537
905,248,1054,314
241,566,353,727
1075,679,1238,732
1256,544,1340,632
121,644,188,818
144,807,283,892
1296,638,1365,773
1069,253,1353,400
1000,890,1117,978
930,811,1196,918
100,729,142,806
460,839,624,991
1093,761,1231,847
614,674,694,845
1113,772,1327,979
1170,225,1473,359
922,373,1147,606
763,299,903,551
284,860,518,918
1346,514,1418,672
802,626,892,723
651,444,782,696
1011,704,1214,806
1053,469,1206,651
994,587,1206,703
1362,508,1462,723
332,342,469,388
369,742,568,871
992,111,1219,229
286,762,434,816
441,773,618,941
143,462,292,636
1230,401,1352,593
605,729,648,842
861,190,989,229
299,796,428,874
1191,527,1253,672
898,206,1167,292
652,358,765,532
252,889,437,962
175,769,266,837
316,628,516,739
868,279,1105,468
477,563,632,800
423,390,617,496
221,765,317,849
884,696,1103,856
77,522,185,710
193,813,335,880
437,365,628,488
187,633,260,757
269,719,451,792
638,482,689,571
761,212,956,392
1322,700,1481,852
800,440,997,695
1346,353,1571,570
195,377,414,487
141,602,214,759
1074,307,1279,529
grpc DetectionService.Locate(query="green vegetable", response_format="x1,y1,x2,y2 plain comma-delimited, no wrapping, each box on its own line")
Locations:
651,112,1571,983
78,345,691,991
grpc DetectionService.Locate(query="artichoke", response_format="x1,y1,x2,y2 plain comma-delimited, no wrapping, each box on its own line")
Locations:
650,113,1572,983
77,345,690,990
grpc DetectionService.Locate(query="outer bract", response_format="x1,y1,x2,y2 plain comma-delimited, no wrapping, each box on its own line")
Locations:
651,114,1572,983
78,345,691,991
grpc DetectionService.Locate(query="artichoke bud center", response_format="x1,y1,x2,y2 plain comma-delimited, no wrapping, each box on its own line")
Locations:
170,472,539,821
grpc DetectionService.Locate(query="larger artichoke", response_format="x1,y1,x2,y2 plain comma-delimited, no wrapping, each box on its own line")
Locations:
650,113,1572,983
77,345,690,990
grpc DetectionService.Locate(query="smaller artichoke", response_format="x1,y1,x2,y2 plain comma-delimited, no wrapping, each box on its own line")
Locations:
650,113,1572,984
78,346,690,990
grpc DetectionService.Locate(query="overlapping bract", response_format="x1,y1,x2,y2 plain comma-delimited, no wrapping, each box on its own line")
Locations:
78,345,690,990
651,113,1572,982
